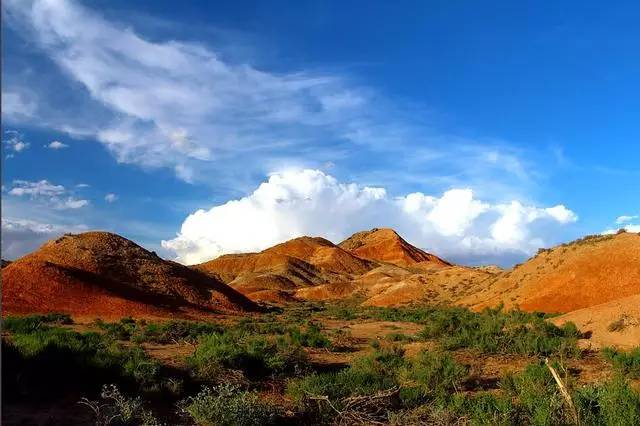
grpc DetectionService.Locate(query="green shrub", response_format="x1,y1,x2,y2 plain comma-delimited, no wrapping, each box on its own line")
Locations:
178,384,279,426
287,323,331,348
2,313,72,334
418,306,580,356
4,326,160,397
500,363,566,425
399,350,468,405
385,332,415,342
189,331,307,379
602,347,640,378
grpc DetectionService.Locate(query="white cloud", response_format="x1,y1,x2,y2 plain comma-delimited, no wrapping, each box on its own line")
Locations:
615,215,638,224
603,225,640,235
1,218,87,259
7,179,89,210
104,193,118,203
1,91,37,121
162,169,577,265
3,0,373,179
46,140,69,149
3,130,30,153
603,215,640,235
2,0,541,197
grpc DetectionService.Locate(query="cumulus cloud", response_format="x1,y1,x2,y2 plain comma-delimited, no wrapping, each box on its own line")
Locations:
46,140,69,149
7,179,89,210
104,193,118,203
1,218,87,259
162,169,577,265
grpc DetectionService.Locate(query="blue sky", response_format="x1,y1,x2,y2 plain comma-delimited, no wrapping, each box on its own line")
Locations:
2,0,639,265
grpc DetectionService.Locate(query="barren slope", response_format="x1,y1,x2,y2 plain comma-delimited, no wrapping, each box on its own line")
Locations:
2,232,256,318
461,232,640,313
551,294,640,349
196,236,377,301
339,228,451,267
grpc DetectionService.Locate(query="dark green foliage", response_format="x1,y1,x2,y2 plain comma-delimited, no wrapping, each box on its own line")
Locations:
602,347,640,378
178,384,279,426
3,325,160,400
287,345,405,410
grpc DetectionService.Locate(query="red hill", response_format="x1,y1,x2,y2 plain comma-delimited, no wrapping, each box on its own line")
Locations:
2,232,256,319
338,228,451,267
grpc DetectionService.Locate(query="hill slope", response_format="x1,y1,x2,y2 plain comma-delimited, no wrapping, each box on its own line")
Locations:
552,294,640,349
2,232,256,318
339,228,451,267
196,236,377,300
461,232,640,313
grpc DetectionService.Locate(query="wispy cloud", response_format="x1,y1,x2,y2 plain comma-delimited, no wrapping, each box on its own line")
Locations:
3,130,30,155
2,0,542,200
1,217,88,259
7,179,89,210
104,193,118,203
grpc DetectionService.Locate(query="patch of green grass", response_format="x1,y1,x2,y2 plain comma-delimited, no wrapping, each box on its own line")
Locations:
2,313,73,334
602,347,640,378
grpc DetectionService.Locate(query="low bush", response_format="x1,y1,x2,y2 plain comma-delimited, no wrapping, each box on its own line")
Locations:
287,345,405,410
178,384,279,426
602,347,640,378
398,350,468,405
287,322,331,348
189,331,308,380
418,306,580,356
79,384,161,426
3,326,161,399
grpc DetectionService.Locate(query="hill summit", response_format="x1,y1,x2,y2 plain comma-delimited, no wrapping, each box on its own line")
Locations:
339,228,451,267
2,232,256,318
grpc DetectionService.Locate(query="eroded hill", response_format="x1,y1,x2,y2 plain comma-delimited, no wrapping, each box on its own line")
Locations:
2,232,256,319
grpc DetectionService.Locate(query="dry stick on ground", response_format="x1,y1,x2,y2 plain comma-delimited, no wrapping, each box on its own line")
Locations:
545,358,580,426
306,387,400,425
